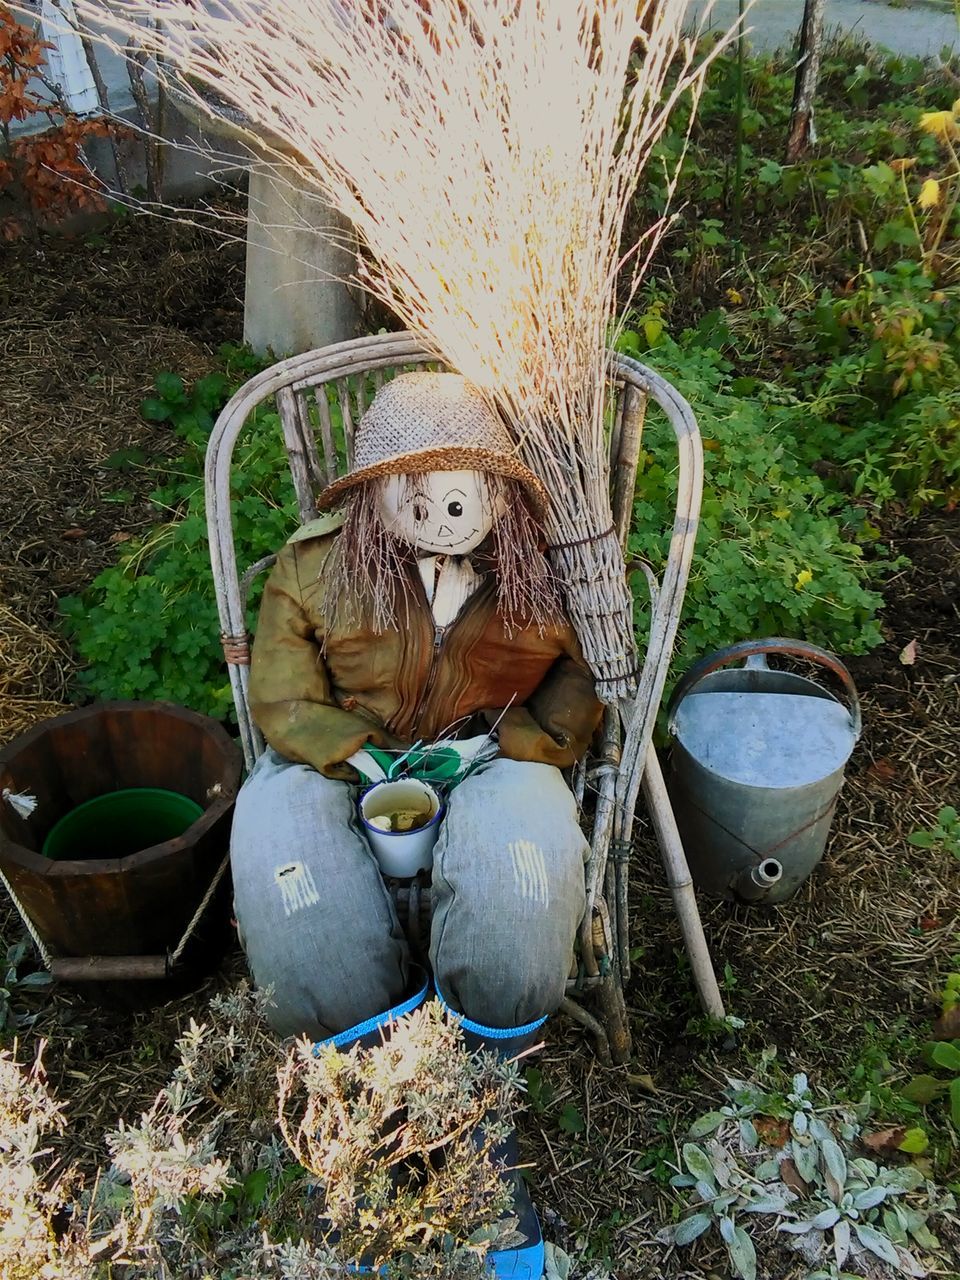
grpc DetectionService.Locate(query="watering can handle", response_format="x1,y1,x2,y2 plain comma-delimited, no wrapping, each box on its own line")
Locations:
666,638,862,740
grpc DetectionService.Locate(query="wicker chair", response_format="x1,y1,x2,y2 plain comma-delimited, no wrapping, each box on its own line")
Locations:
205,331,724,1063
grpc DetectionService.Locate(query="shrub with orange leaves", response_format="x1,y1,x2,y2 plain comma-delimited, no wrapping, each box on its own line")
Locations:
0,4,119,238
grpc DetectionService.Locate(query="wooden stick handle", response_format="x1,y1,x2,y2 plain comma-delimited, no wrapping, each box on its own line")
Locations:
49,955,169,981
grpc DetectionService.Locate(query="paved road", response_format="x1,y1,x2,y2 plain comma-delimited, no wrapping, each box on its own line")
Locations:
686,0,959,57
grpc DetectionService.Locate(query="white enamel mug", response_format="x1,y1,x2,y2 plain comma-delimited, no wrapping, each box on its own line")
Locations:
359,778,444,878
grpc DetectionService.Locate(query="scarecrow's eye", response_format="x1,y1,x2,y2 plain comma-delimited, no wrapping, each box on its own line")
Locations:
447,500,463,518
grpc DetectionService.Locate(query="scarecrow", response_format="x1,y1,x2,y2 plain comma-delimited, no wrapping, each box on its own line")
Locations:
230,370,605,1279
79,2,722,1273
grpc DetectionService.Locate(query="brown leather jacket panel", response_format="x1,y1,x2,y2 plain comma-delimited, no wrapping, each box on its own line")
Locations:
249,532,604,779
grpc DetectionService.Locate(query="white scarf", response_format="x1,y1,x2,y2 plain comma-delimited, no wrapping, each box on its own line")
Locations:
417,555,482,628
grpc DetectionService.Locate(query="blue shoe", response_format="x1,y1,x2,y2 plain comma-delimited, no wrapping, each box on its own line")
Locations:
437,991,548,1280
482,1129,546,1280
313,971,431,1272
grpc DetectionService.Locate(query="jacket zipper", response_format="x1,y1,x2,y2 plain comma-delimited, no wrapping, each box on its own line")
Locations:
410,624,445,738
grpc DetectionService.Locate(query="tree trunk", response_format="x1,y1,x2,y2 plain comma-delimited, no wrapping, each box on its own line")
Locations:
785,0,826,163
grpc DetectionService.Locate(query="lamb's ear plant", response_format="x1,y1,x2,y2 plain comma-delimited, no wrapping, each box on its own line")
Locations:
662,1066,955,1280
659,1135,795,1280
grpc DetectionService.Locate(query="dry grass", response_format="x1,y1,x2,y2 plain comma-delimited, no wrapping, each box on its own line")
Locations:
0,209,243,745
79,0,736,698
0,605,70,745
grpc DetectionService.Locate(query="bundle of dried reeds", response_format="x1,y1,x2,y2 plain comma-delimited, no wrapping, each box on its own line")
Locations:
82,0,720,698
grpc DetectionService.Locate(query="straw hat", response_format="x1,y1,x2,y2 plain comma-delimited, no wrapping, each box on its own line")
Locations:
316,372,549,517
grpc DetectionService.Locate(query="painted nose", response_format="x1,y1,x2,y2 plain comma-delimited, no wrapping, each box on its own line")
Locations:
436,524,453,538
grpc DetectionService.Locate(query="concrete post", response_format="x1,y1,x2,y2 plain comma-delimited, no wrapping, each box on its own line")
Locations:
243,165,361,359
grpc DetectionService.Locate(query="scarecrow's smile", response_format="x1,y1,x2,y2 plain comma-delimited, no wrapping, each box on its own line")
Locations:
378,470,499,556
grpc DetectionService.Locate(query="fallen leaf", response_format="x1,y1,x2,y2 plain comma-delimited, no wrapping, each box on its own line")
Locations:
931,1007,960,1040
920,916,941,932
862,1127,906,1155
780,1157,809,1196
866,759,898,783
108,531,132,543
754,1116,790,1148
899,639,918,665
61,527,87,540
626,1072,658,1094
898,1127,929,1154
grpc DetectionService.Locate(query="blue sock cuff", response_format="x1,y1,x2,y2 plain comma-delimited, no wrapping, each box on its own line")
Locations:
434,986,547,1040
315,976,430,1052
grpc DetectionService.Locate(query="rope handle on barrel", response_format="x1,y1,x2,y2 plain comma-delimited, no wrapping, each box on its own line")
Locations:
0,863,54,969
167,849,232,967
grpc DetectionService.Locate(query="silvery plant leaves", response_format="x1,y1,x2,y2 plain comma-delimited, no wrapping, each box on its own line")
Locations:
883,1207,909,1246
809,1116,833,1143
792,1137,820,1185
543,1243,572,1280
833,1217,851,1268
688,1111,726,1138
742,1193,796,1215
880,1166,924,1193
682,1143,717,1188
854,1222,901,1269
811,1207,841,1231
669,1173,696,1189
674,1213,713,1246
727,1222,758,1280
793,1073,809,1097
854,1186,888,1211
820,1138,847,1188
739,1118,759,1150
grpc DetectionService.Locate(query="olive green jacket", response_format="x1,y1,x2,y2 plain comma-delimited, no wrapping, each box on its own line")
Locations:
249,530,604,780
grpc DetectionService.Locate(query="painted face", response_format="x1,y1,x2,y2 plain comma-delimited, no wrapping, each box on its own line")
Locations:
378,469,500,555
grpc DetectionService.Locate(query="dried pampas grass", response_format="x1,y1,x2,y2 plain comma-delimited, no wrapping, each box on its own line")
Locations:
80,0,726,698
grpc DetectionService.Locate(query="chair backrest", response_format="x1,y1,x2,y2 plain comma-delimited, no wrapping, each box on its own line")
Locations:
205,332,702,773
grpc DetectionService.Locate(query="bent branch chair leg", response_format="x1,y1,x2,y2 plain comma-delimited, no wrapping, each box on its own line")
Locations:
559,995,612,1066
595,974,632,1065
642,744,725,1020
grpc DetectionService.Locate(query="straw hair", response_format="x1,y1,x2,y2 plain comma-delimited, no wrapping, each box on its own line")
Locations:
317,372,549,514
81,0,725,697
325,472,561,638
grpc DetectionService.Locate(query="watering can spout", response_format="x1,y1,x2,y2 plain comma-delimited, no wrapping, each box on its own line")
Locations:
733,859,783,902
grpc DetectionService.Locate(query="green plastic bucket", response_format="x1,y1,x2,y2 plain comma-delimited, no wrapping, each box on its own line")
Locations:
42,787,204,861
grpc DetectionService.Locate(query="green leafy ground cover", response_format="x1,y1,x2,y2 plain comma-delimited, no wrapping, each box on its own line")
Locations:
61,39,960,718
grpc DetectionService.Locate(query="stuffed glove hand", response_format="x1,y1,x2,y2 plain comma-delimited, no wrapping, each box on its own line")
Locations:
345,735,499,787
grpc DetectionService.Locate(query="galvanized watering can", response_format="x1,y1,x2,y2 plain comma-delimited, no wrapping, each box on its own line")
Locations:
666,639,861,904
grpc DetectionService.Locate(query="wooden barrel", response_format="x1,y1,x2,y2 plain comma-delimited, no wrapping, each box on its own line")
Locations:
0,701,243,984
